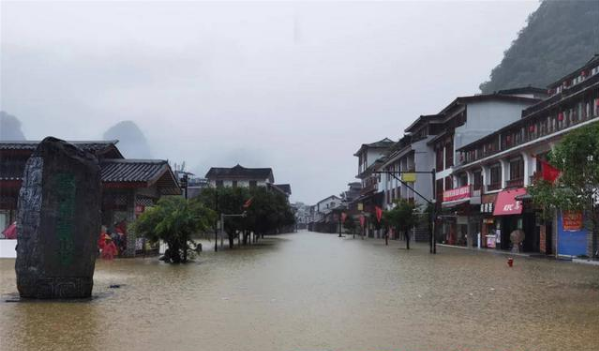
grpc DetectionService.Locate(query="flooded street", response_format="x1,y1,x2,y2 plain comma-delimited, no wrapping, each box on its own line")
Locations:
1,231,598,351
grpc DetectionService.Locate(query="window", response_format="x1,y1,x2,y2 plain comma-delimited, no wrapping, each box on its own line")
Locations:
436,147,444,170
216,180,224,188
473,170,482,190
489,165,501,190
444,176,453,191
509,157,524,183
249,180,257,189
232,180,238,188
461,173,468,187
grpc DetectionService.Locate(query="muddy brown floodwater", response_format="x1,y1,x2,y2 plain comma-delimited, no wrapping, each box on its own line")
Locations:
1,231,598,351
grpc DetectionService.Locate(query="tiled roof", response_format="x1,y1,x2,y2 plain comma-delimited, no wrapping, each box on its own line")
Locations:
273,184,292,195
1,158,181,195
205,164,273,180
353,137,394,156
101,159,168,182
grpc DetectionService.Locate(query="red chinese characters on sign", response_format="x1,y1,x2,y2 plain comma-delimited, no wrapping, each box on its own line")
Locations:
563,211,583,231
443,185,471,203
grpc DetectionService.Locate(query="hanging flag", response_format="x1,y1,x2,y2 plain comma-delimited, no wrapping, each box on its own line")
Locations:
375,206,383,223
540,160,560,183
341,212,347,223
243,197,253,209
359,215,365,228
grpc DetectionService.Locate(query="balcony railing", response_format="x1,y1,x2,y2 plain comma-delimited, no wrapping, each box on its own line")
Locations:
486,182,502,192
360,182,378,195
506,178,524,189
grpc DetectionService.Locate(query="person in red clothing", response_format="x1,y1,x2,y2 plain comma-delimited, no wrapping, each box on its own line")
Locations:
98,227,109,252
101,236,118,260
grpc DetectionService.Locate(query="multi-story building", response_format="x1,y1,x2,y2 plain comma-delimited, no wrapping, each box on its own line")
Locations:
429,88,547,247
205,164,274,189
310,195,343,233
453,55,599,257
379,115,443,241
353,138,394,237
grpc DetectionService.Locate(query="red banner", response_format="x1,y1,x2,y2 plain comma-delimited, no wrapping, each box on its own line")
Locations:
563,211,583,231
341,212,347,223
443,185,471,203
359,215,365,228
375,206,383,223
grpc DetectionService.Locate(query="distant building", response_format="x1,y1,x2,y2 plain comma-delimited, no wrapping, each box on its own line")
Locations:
273,183,292,199
353,137,394,238
310,195,344,233
292,202,311,229
205,164,274,189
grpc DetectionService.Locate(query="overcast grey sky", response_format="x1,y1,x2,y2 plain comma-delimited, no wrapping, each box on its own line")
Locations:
0,0,539,204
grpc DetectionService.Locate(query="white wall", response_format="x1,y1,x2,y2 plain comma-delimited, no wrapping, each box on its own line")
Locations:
454,101,532,150
208,179,268,187
0,240,17,258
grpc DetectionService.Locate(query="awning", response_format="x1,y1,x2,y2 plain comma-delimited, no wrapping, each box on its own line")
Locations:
493,188,527,216
442,198,470,208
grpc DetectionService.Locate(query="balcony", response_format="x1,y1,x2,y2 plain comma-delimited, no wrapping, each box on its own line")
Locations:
506,178,524,189
486,182,502,192
360,182,378,195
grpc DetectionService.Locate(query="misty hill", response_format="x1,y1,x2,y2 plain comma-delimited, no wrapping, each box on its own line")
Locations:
480,0,599,93
103,121,152,159
0,111,26,140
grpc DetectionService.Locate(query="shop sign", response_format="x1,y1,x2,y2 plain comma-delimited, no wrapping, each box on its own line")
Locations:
562,211,583,231
481,202,494,213
443,185,471,203
493,188,526,216
402,173,416,182
358,203,364,211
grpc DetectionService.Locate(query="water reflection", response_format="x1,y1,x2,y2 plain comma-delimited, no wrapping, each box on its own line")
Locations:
1,232,598,351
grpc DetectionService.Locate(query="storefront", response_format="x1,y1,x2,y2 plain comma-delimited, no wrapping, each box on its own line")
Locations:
491,188,540,253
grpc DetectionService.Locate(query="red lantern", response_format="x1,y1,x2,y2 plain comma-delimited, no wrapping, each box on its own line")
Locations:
529,125,535,132
581,70,587,77
558,112,564,121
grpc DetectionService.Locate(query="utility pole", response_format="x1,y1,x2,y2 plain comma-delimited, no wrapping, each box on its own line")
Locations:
374,169,437,254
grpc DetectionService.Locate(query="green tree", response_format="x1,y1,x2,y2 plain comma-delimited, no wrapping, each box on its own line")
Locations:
245,187,295,239
383,199,420,250
195,187,249,249
528,123,599,257
343,216,357,236
132,197,215,263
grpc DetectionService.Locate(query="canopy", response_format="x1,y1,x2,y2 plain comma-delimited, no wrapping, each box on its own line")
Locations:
493,188,527,216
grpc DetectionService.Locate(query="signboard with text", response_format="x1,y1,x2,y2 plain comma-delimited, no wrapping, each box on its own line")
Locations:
562,211,583,231
443,185,471,203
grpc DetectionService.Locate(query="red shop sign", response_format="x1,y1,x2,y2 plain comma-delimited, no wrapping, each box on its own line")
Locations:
563,211,583,231
443,185,471,203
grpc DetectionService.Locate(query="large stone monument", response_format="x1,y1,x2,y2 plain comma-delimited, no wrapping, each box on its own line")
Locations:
15,137,102,299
